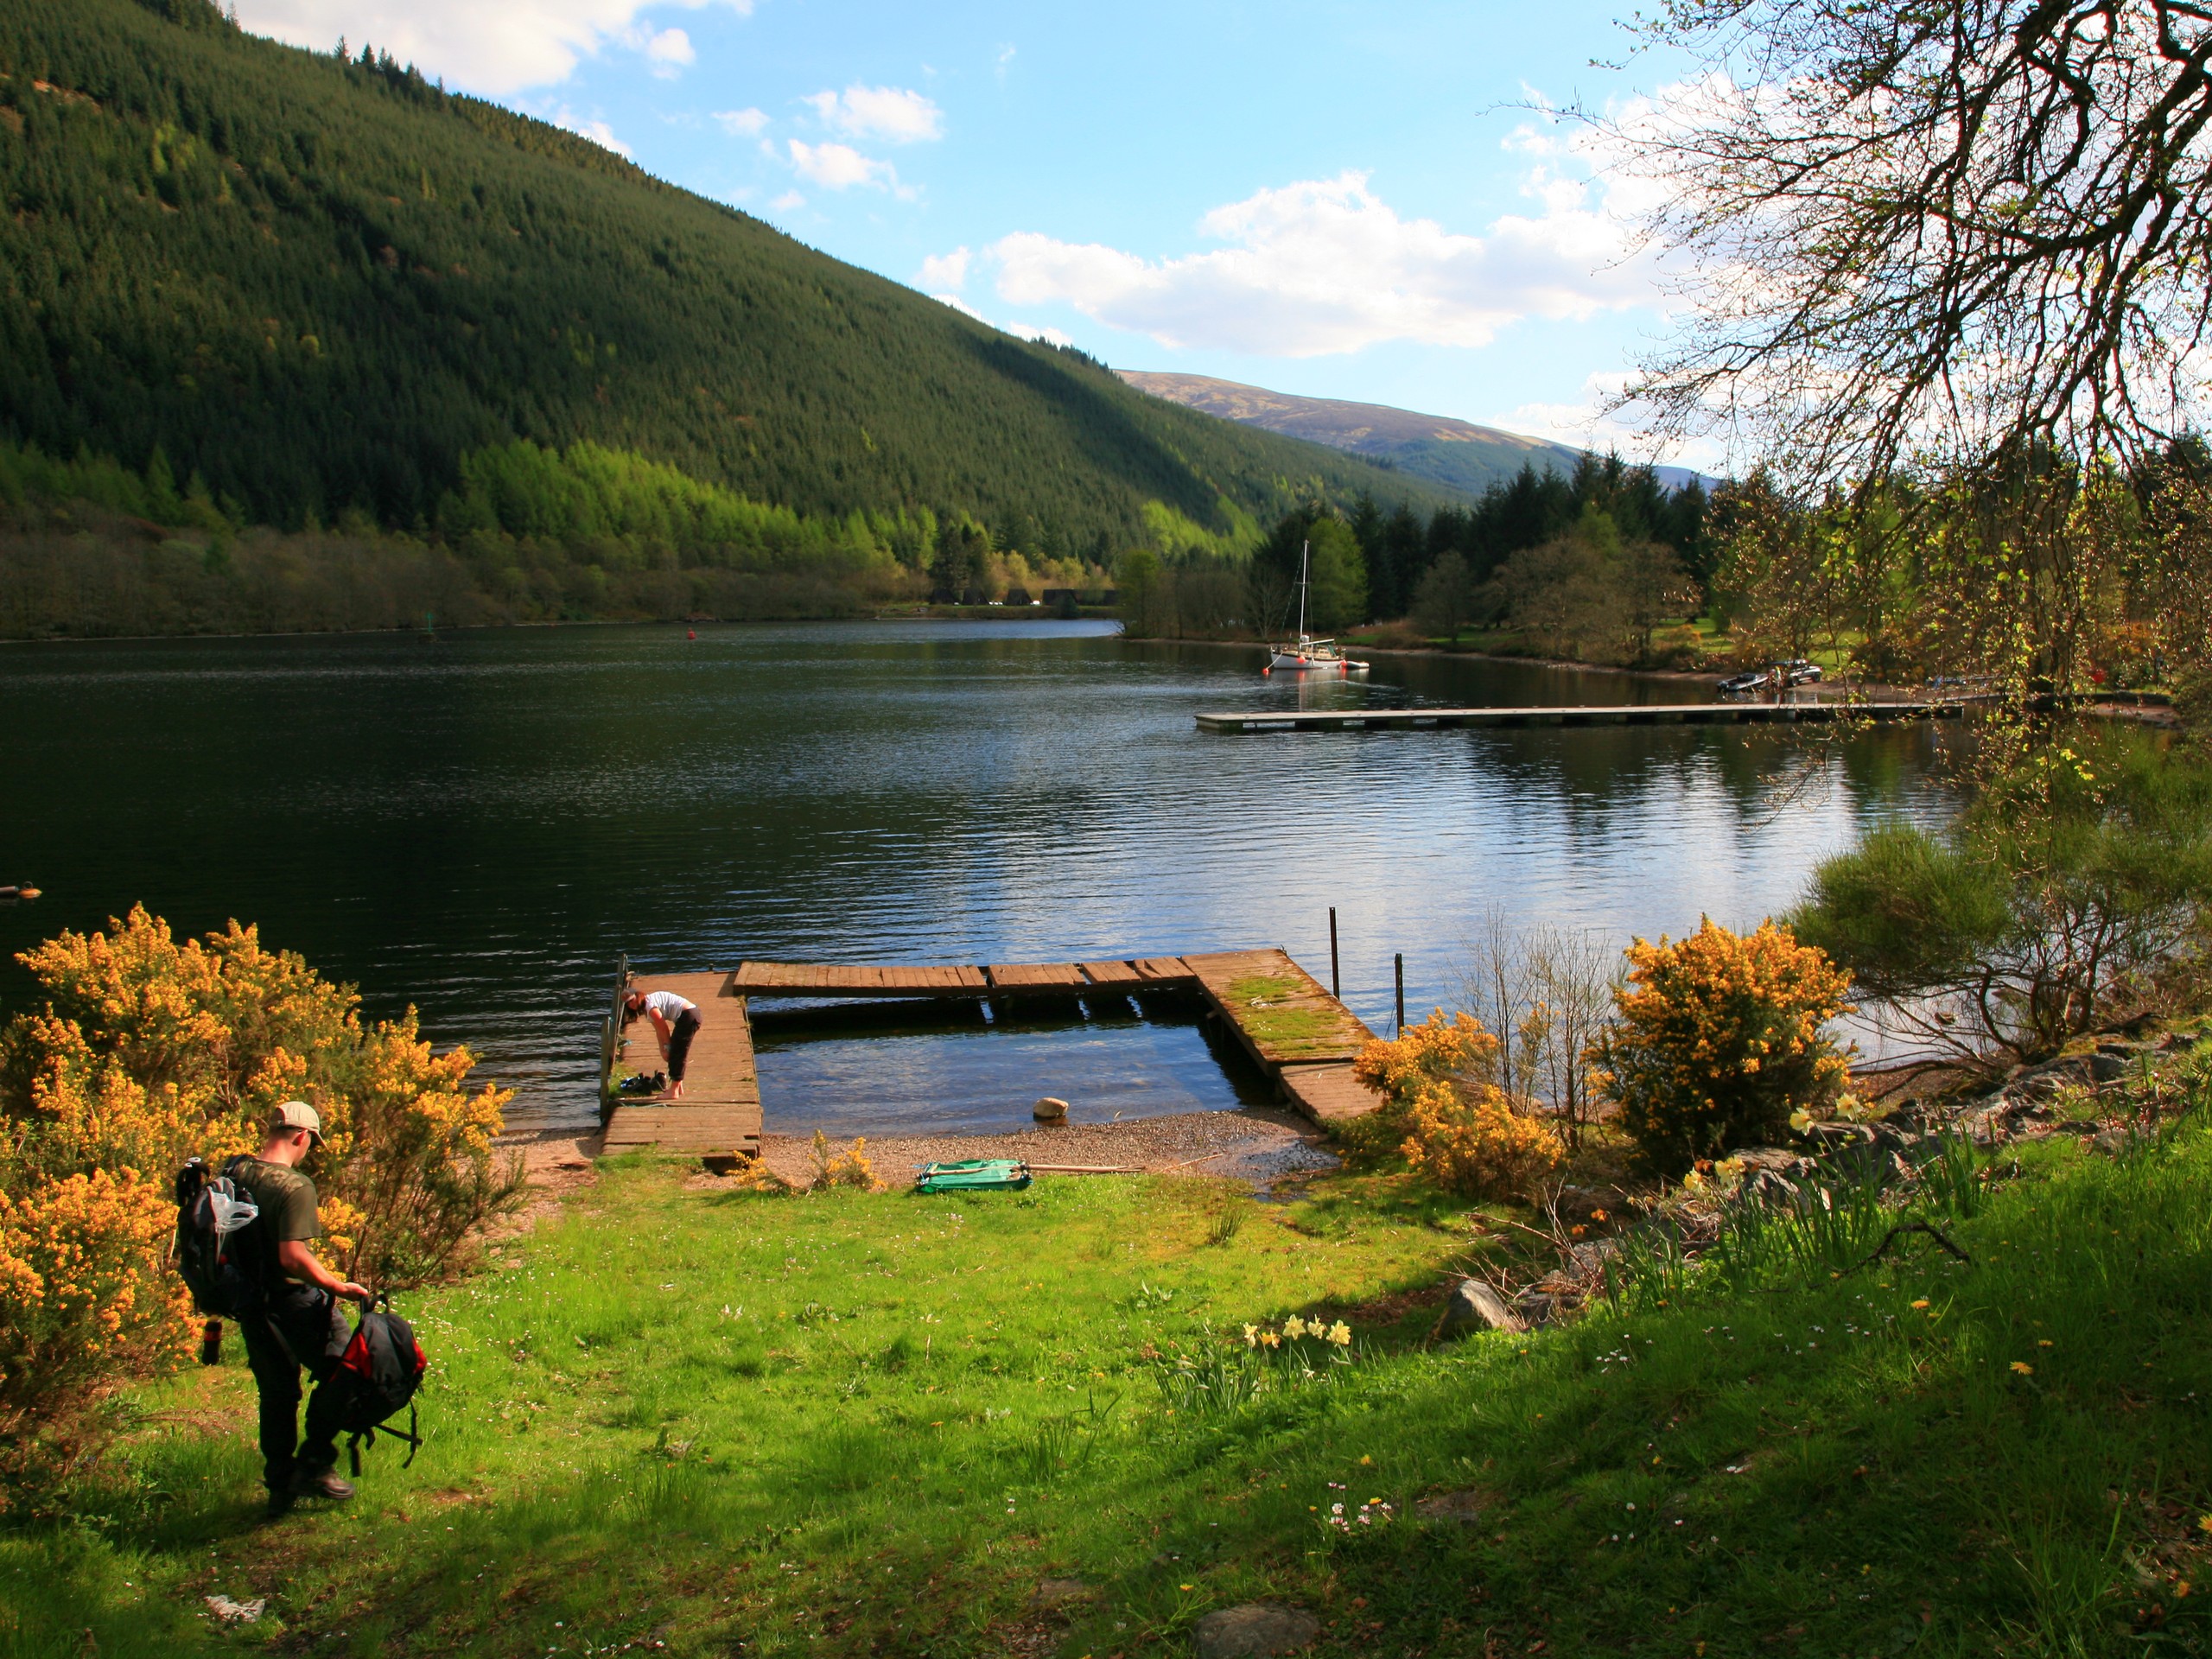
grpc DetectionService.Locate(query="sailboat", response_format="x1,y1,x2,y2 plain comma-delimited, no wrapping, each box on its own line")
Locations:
1264,539,1370,675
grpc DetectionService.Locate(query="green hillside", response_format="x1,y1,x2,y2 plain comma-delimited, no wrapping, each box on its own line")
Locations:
0,0,1452,556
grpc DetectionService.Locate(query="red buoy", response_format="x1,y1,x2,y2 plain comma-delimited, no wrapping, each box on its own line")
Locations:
687,628,697,640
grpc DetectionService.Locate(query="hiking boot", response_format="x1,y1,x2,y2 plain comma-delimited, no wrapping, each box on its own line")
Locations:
264,1485,296,1519
290,1465,355,1501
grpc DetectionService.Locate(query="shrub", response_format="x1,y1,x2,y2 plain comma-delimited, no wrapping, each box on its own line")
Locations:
809,1131,876,1191
1344,1010,1500,1161
0,908,524,1466
1398,1079,1564,1199
3,907,521,1283
1594,918,1853,1171
340,1012,520,1285
1350,1011,1563,1198
1793,735,2212,1065
0,1169,188,1503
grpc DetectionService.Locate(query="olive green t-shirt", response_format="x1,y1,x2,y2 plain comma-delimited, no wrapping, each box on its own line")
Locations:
231,1156,321,1283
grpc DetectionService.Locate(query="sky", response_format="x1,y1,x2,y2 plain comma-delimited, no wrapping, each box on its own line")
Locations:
231,0,1710,464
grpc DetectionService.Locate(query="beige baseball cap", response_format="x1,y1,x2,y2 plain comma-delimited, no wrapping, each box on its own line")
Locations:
270,1100,323,1145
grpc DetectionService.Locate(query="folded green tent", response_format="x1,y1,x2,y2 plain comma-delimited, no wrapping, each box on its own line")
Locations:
914,1159,1033,1193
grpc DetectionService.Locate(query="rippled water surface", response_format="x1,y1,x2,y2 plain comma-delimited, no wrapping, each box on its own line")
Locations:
0,621,1956,1134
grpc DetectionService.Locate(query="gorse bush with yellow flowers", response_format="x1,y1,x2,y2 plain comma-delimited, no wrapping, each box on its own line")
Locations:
0,1169,184,1472
0,906,521,1470
1350,1010,1564,1199
1592,918,1853,1172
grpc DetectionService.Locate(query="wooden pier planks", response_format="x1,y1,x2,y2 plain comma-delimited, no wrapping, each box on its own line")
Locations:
601,972,762,1154
985,962,1089,990
1194,700,1968,734
1182,949,1377,1071
1077,959,1147,986
732,960,991,996
1278,1063,1383,1124
728,957,1198,997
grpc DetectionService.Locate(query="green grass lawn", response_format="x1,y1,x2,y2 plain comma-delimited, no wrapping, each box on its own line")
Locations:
9,1109,2212,1657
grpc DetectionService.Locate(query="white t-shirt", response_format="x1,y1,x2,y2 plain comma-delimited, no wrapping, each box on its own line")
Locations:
640,991,696,1025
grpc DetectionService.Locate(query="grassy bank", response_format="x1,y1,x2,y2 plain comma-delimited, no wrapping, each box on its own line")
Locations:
8,1095,2212,1656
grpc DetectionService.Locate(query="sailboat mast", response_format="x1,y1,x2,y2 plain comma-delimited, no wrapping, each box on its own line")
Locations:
1296,539,1309,642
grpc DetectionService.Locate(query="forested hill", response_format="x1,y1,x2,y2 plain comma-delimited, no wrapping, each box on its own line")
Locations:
0,0,1450,553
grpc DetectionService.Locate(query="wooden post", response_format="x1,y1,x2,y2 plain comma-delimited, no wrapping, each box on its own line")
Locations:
1395,952,1405,1037
599,953,629,1102
1329,907,1340,998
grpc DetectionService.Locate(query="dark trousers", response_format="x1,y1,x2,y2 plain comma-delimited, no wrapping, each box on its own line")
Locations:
668,1008,702,1081
239,1287,348,1493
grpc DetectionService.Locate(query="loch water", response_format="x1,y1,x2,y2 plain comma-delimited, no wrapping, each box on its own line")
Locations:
0,620,1955,1136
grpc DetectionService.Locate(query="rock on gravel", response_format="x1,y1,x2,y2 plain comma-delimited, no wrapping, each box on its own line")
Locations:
1192,1604,1320,1657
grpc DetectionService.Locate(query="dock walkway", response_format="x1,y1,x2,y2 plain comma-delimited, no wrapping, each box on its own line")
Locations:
597,948,1386,1155
1194,699,1967,734
601,972,763,1156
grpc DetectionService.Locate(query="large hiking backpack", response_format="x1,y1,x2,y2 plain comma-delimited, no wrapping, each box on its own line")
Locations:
172,1156,265,1319
329,1299,428,1475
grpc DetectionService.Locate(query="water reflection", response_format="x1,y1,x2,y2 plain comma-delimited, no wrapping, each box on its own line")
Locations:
0,621,1957,1130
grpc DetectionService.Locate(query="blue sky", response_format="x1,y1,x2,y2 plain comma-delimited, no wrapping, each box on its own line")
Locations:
237,0,1705,461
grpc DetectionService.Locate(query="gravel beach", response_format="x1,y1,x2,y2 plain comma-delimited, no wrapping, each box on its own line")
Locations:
756,1105,1338,1191
510,1106,1339,1193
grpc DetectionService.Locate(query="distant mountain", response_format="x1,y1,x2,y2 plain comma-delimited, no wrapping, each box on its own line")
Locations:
1117,372,1707,497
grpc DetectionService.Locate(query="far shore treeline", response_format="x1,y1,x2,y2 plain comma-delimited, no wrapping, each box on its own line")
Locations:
0,429,1713,639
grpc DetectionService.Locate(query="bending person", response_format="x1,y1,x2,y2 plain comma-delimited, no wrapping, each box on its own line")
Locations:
623,985,702,1098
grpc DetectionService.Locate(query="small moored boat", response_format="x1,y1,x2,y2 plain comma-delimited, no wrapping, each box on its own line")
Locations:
1263,540,1368,676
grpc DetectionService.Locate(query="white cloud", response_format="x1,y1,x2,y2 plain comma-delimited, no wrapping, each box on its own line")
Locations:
770,189,805,212
931,294,1071,349
713,106,769,137
547,108,632,157
640,26,693,74
799,84,944,144
788,139,897,191
231,0,752,96
1495,372,1728,474
918,247,970,289
985,166,1660,357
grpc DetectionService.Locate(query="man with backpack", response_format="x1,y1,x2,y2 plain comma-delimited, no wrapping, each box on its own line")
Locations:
228,1101,372,1516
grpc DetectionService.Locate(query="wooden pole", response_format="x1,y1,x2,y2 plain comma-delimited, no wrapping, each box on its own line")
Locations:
1021,1162,1139,1174
1395,952,1405,1037
1329,906,1340,998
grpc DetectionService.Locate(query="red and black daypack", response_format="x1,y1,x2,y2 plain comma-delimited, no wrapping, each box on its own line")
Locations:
330,1298,429,1475
171,1155,267,1320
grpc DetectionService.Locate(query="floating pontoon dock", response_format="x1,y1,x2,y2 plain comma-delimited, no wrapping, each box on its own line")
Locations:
598,948,1384,1156
1193,699,1969,734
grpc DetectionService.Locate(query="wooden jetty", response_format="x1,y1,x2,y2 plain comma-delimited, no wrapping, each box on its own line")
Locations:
601,971,763,1157
1193,699,1968,734
596,948,1386,1155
